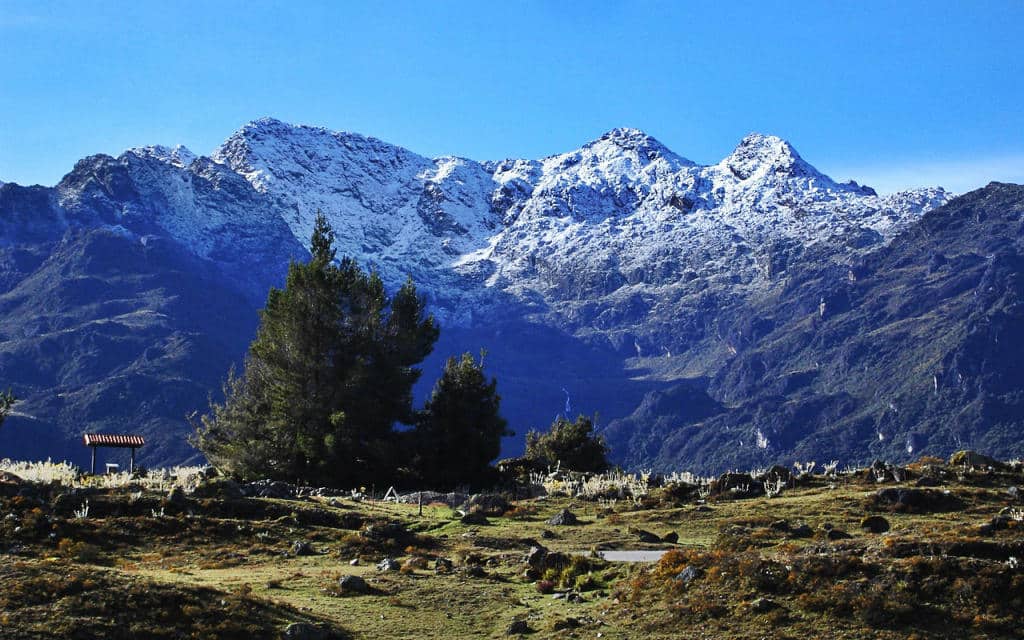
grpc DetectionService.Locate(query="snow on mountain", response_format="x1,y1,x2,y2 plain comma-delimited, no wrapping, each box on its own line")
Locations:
121,117,952,349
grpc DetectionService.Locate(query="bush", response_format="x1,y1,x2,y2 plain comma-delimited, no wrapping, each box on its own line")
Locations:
525,415,609,473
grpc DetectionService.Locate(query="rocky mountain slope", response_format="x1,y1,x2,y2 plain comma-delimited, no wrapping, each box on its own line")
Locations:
3,118,1015,474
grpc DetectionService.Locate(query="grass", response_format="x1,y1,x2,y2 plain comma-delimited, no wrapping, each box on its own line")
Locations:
1,457,1022,638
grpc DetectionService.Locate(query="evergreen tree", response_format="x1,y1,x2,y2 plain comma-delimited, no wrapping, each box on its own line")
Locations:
193,212,439,486
524,414,609,473
414,352,510,489
0,389,15,430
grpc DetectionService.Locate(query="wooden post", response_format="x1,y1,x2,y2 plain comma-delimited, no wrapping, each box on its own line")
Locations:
130,447,136,474
90,446,96,475
418,491,423,517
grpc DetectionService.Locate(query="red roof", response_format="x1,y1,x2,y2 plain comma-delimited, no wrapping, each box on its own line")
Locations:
83,433,146,447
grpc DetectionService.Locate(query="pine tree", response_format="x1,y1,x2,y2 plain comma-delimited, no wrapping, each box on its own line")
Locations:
414,352,510,489
193,212,438,486
525,414,609,473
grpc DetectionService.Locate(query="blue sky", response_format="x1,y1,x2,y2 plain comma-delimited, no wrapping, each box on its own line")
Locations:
2,0,1022,193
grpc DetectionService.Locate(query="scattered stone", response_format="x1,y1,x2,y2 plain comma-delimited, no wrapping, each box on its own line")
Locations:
460,511,490,526
540,529,557,540
397,491,469,508
349,558,359,566
338,574,368,594
191,478,243,500
434,558,453,574
526,546,548,570
675,565,703,586
376,558,400,572
915,476,942,487
750,597,778,613
1007,486,1020,500
872,488,963,513
826,529,852,541
361,522,408,542
789,523,814,538
628,527,660,543
464,565,487,578
769,519,791,533
506,620,531,635
552,617,581,631
547,509,578,526
860,515,890,533
282,622,327,640
662,531,679,544
460,493,512,517
291,541,316,556
166,486,188,507
243,479,297,500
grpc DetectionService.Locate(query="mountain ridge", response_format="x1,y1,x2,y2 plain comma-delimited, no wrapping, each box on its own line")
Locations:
6,118,1013,475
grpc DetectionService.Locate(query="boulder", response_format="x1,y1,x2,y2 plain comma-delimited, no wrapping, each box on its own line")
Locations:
191,478,244,500
662,531,679,544
338,574,368,594
547,509,578,526
860,515,890,534
506,620,531,635
376,558,399,572
826,529,852,541
949,450,1002,469
282,622,327,640
675,565,703,586
871,488,963,513
166,486,188,507
291,541,316,556
789,523,814,538
460,494,512,517
460,511,490,526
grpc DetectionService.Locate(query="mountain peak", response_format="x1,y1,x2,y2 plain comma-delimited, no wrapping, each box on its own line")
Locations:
126,144,197,169
721,132,822,181
578,127,692,166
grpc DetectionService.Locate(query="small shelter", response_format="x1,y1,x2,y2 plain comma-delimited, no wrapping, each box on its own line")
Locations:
83,433,146,474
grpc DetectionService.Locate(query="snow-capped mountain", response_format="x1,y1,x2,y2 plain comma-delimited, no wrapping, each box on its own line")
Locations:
8,117,1020,475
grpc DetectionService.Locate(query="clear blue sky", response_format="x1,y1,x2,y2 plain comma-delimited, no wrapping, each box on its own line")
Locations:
2,0,1022,194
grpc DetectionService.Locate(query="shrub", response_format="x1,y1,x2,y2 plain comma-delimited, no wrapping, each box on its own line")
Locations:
524,415,609,473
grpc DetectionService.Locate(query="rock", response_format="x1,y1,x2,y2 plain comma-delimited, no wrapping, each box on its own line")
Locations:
552,617,581,631
460,493,512,517
291,540,316,556
628,527,660,543
860,515,890,534
674,565,703,586
526,545,548,570
540,529,557,540
949,450,1002,469
789,523,814,538
989,515,1012,531
464,565,487,578
282,622,327,640
662,531,679,543
191,478,243,500
506,620,531,635
434,558,454,574
769,519,791,533
166,486,188,507
361,522,408,542
826,529,852,540
349,558,359,566
750,597,778,613
245,479,297,500
547,509,578,526
756,465,792,483
338,574,368,594
460,511,490,526
694,505,713,513
376,558,399,572
1007,486,1020,500
872,488,963,513
915,476,942,487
